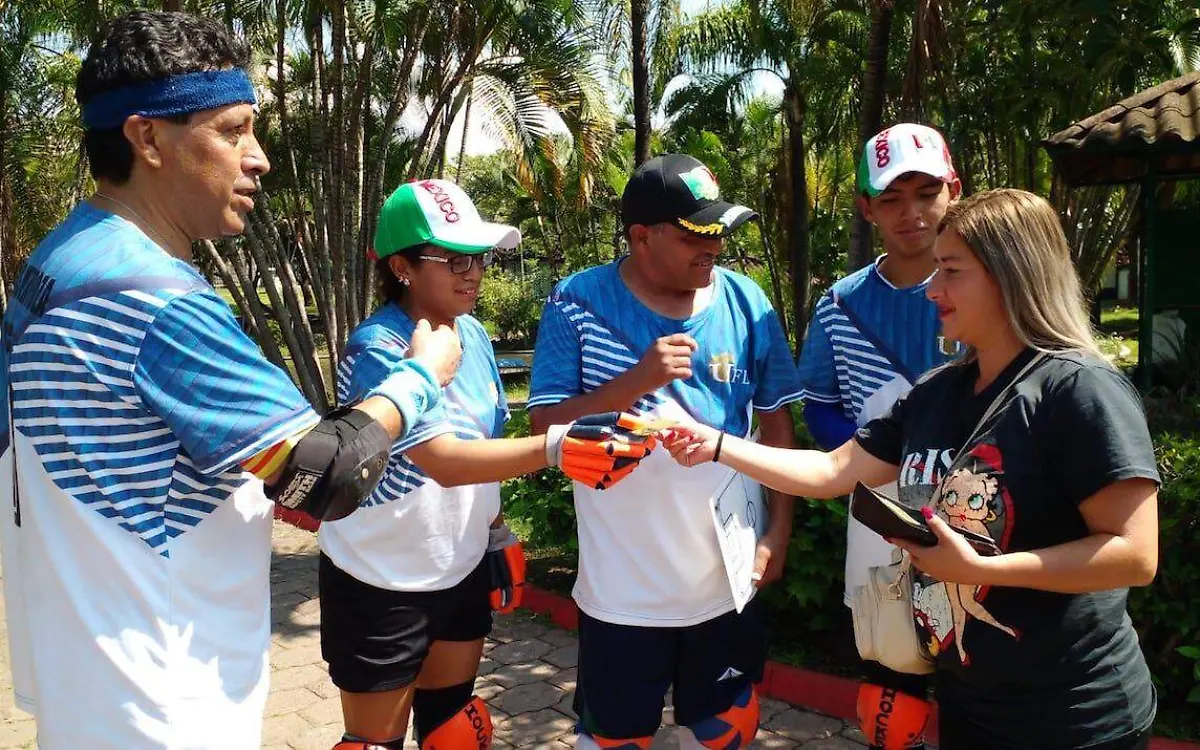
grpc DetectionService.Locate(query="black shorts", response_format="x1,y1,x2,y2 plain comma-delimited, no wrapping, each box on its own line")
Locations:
574,598,766,739
319,553,493,693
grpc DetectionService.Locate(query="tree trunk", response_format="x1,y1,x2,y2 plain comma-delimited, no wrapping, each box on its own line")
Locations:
360,7,431,310
243,211,326,408
405,32,489,182
209,239,291,375
631,0,652,166
848,0,893,272
455,84,474,183
784,83,811,336
274,0,334,361
431,83,473,182
162,0,183,10
329,3,351,351
0,98,11,315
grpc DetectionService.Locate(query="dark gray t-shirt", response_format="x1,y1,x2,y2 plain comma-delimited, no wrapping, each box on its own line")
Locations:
856,349,1159,748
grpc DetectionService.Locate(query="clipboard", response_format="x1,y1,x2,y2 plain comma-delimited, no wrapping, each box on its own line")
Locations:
710,468,766,612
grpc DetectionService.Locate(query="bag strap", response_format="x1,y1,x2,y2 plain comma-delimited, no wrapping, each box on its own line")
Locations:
927,351,1047,507
831,290,918,384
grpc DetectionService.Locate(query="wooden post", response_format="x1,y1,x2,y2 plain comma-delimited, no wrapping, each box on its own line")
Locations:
1137,171,1158,390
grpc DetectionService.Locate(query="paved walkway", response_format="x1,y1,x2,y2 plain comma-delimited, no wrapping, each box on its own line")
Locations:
0,521,866,748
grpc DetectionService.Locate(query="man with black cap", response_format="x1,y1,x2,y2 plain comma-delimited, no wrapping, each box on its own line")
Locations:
527,154,803,748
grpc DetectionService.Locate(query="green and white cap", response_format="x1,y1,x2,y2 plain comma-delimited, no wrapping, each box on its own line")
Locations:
857,123,957,197
371,179,521,260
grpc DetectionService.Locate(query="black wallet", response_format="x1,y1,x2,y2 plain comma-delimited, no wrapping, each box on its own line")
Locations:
850,482,1002,556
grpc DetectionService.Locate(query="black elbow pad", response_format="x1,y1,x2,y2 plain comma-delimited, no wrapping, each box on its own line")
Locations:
268,407,391,521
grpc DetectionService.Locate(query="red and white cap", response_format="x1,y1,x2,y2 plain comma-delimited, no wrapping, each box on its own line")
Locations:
857,124,956,197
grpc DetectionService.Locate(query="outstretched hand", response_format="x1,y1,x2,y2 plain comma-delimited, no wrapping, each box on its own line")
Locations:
658,422,723,467
546,412,664,490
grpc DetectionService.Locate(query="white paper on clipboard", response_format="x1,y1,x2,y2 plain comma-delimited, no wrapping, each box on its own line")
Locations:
710,467,766,612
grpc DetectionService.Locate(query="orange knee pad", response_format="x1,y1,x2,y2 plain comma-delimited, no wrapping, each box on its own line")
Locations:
421,695,492,749
856,683,930,750
687,684,760,749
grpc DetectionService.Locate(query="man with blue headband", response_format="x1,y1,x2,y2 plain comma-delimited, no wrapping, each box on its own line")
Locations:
0,12,463,748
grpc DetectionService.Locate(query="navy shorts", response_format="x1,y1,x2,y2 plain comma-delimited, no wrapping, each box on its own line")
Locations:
319,553,493,693
574,597,766,739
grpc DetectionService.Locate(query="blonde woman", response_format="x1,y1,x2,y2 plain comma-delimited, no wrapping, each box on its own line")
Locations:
662,189,1159,750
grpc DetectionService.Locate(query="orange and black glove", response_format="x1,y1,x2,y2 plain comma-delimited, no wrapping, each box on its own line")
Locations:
487,521,526,614
545,412,664,490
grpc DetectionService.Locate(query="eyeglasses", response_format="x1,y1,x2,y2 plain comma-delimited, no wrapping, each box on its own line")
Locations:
418,250,496,275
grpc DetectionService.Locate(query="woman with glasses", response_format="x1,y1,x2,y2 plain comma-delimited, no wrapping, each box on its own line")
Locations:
319,180,656,750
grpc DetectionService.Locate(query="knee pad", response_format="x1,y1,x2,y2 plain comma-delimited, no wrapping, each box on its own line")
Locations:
413,681,476,743
575,732,653,749
419,695,492,749
686,684,760,749
857,683,930,750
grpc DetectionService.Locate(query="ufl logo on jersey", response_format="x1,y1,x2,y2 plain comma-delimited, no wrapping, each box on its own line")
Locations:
709,353,749,385
937,336,963,357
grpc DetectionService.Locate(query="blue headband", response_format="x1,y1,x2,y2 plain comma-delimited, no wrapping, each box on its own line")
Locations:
81,68,257,130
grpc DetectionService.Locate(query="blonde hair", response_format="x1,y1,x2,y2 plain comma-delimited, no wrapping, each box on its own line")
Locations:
940,188,1102,361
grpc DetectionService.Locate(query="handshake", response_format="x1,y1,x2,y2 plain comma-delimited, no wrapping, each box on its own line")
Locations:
545,411,672,490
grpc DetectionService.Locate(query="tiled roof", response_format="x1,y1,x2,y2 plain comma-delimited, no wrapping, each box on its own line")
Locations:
1043,71,1200,185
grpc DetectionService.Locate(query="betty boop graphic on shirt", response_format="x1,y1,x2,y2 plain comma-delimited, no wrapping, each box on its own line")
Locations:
913,443,1019,665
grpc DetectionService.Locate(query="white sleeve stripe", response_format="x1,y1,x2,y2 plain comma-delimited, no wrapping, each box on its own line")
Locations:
798,390,842,404
754,390,805,412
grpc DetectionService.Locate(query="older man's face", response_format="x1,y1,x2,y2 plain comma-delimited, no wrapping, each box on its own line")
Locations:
156,102,270,241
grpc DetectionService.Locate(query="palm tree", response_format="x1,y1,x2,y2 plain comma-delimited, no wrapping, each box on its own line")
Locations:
199,0,613,407
847,0,893,271
586,0,681,167
664,0,866,333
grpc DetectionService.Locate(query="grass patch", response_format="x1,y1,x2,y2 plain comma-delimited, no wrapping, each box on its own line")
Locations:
1099,304,1139,337
519,541,578,600
504,374,530,405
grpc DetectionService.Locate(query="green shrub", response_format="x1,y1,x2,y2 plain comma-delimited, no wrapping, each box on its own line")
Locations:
477,270,549,346
501,409,577,550
1128,427,1200,712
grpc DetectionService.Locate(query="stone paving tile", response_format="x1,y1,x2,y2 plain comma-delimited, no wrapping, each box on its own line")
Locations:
489,659,562,688
490,680,566,715
0,520,863,749
543,643,578,669
488,637,555,665
763,708,845,744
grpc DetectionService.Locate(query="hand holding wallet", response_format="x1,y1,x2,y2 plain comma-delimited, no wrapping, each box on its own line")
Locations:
850,482,1002,556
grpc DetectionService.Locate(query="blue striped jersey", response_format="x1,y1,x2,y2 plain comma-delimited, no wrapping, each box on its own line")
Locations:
797,256,961,607
320,304,506,591
0,203,319,748
797,257,960,424
528,260,802,626
529,261,802,434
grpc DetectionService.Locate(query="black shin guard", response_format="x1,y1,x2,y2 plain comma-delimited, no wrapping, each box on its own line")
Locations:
412,681,476,745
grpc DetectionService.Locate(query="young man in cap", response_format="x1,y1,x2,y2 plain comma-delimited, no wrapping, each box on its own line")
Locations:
528,154,804,749
0,12,461,749
796,123,962,750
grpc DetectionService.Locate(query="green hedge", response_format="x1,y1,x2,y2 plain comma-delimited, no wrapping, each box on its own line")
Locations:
502,400,1200,714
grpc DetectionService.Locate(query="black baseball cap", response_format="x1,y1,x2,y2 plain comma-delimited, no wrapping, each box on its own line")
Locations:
621,154,758,238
